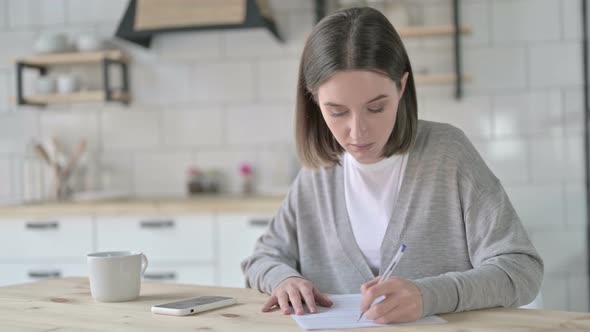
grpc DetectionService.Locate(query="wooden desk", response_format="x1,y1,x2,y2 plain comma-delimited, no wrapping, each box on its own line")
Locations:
1,277,589,331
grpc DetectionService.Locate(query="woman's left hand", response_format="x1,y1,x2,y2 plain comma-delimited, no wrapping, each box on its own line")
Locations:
359,277,423,323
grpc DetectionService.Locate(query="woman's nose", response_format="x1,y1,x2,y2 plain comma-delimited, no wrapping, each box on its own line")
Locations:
349,114,368,139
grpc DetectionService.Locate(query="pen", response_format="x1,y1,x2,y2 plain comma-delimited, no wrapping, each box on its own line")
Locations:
357,243,407,322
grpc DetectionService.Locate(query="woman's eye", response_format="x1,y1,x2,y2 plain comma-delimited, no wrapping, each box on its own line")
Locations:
368,106,384,113
330,111,347,117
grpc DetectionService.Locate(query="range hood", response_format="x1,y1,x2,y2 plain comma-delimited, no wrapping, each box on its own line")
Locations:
116,0,282,48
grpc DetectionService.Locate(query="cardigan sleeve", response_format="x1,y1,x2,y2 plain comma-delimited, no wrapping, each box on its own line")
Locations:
414,129,544,316
415,183,544,316
241,174,304,294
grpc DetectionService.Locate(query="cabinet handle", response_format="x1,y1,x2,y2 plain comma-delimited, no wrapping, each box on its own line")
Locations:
249,219,270,227
25,221,59,230
143,272,176,280
139,220,175,229
28,270,61,278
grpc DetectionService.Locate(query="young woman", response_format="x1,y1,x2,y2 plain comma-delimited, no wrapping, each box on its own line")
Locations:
242,7,543,324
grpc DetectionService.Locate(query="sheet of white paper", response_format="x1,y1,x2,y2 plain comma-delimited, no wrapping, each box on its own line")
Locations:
291,294,447,330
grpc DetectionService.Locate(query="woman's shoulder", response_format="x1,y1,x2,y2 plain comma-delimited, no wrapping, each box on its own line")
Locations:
416,120,475,153
416,120,497,186
417,120,469,144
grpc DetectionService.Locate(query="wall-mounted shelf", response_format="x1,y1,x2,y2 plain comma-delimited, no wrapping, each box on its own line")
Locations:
398,25,472,38
19,50,129,66
15,50,130,107
23,90,130,105
414,73,471,85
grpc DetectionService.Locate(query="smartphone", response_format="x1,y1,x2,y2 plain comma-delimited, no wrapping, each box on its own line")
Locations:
151,296,237,316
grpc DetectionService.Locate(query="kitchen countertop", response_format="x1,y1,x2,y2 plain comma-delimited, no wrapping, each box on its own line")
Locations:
0,195,285,217
1,277,589,331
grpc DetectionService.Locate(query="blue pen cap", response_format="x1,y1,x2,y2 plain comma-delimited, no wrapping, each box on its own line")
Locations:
401,244,407,252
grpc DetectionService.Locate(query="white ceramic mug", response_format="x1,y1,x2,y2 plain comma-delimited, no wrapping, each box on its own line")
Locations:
87,251,148,302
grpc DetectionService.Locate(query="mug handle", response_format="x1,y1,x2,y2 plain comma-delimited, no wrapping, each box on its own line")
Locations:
140,253,149,275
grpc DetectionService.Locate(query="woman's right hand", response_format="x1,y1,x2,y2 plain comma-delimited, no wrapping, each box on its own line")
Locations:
261,277,333,315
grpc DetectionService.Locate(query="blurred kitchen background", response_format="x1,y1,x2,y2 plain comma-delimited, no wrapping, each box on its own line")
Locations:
0,0,587,313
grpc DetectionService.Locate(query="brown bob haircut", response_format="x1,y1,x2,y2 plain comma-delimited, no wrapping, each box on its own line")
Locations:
295,7,418,168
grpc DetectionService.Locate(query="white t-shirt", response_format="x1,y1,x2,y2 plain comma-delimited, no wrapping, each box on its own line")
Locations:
343,152,408,270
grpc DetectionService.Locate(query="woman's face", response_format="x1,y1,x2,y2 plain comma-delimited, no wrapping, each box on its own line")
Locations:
316,70,408,164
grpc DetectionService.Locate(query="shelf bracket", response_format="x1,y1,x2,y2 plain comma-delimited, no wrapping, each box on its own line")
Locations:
453,0,463,100
581,0,590,308
316,0,326,23
16,62,47,107
102,57,130,105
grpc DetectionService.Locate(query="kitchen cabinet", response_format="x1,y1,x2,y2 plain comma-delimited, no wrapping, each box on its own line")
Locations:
95,214,217,286
0,216,93,286
0,216,93,260
0,262,86,286
95,214,215,263
143,263,216,285
0,197,283,287
217,214,272,288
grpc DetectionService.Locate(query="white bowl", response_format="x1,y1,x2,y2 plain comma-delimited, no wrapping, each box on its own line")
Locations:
77,35,103,52
34,33,68,53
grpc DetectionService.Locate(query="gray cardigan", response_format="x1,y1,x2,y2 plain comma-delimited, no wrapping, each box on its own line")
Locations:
241,120,543,317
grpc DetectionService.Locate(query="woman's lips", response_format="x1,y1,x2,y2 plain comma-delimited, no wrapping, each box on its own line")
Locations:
349,143,374,152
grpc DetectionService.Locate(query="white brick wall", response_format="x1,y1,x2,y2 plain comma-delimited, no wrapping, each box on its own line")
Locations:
461,0,490,46
100,109,160,150
564,87,583,135
493,91,563,138
530,137,567,183
0,111,40,154
65,0,127,24
38,109,101,151
507,184,566,229
223,29,288,58
160,109,225,148
8,0,65,27
192,61,257,103
133,151,194,197
0,71,9,112
532,229,587,276
464,47,527,91
420,95,492,140
567,135,585,182
0,157,12,198
566,184,586,226
257,58,299,102
481,139,529,184
0,0,587,312
225,104,293,145
529,43,583,87
131,62,195,104
0,31,36,71
562,0,582,41
0,0,6,29
491,0,561,44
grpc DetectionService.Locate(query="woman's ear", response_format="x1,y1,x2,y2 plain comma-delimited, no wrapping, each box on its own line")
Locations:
399,72,409,100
